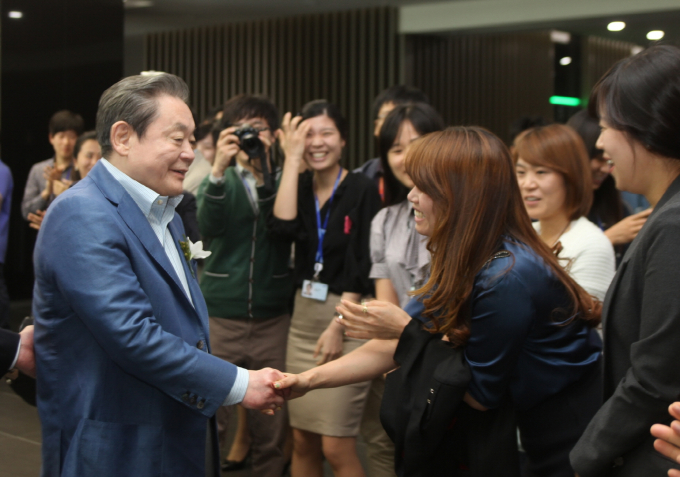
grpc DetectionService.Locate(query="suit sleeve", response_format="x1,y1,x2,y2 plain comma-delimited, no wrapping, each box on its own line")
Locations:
0,328,21,375
35,195,238,417
571,214,680,477
21,163,48,219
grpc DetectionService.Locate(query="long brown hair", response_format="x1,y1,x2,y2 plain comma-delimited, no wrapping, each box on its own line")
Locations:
512,124,593,221
405,127,601,346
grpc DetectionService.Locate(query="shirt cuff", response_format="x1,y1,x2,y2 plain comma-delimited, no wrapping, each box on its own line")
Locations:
10,338,21,370
209,173,225,186
222,366,249,406
369,262,389,280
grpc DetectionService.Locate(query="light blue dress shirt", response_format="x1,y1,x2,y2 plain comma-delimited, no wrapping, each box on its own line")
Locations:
101,159,249,405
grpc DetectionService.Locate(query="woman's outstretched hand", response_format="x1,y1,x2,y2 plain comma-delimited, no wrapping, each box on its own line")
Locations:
335,299,411,340
273,373,312,400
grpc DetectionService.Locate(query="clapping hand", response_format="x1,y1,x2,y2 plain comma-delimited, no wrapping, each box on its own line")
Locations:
27,210,46,230
335,299,411,340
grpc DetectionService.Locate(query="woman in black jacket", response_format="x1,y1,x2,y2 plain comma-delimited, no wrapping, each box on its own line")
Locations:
570,44,680,477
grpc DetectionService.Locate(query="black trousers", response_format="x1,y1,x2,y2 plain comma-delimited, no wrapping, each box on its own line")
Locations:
518,359,603,477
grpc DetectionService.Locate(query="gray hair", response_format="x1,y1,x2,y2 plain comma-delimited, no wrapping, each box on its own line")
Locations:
96,73,190,158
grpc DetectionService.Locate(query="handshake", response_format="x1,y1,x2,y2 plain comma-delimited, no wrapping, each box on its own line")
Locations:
241,299,411,415
240,368,309,415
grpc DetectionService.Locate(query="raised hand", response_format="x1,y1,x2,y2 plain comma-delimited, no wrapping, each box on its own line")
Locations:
277,112,311,166
651,402,680,476
335,299,411,340
241,367,287,415
211,126,241,178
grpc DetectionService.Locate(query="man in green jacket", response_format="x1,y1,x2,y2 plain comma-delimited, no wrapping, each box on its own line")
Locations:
196,95,292,477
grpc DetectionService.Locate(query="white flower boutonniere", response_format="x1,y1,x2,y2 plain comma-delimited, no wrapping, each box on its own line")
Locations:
179,236,211,277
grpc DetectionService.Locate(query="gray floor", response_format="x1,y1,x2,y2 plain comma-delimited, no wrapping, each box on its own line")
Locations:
0,379,42,477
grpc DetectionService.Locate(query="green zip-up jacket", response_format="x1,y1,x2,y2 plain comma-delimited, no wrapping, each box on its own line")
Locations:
196,167,292,319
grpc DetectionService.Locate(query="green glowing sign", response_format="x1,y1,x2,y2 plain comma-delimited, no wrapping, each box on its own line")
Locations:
549,96,581,107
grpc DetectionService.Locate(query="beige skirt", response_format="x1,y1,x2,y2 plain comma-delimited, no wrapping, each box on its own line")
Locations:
286,290,371,437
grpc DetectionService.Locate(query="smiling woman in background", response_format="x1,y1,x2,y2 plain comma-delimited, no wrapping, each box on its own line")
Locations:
270,100,381,477
513,124,615,302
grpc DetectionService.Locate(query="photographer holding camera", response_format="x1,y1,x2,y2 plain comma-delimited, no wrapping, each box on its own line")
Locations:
196,94,293,476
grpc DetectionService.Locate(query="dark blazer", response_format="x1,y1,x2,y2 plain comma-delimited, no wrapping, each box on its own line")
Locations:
0,328,20,374
34,162,238,477
571,175,680,477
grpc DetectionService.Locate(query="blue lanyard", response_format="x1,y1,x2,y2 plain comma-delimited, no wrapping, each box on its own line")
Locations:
313,168,343,278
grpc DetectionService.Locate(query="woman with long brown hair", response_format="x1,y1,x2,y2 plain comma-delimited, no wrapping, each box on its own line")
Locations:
274,126,603,477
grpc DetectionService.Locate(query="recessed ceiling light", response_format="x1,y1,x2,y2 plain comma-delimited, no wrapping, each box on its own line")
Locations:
607,21,626,32
647,30,665,41
550,31,571,44
631,46,644,56
8,11,23,19
559,56,572,66
124,0,154,8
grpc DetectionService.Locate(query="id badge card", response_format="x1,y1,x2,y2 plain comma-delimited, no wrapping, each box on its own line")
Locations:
301,279,329,302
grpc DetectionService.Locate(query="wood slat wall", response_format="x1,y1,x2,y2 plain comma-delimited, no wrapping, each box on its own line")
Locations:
145,7,400,169
405,32,554,145
582,36,637,102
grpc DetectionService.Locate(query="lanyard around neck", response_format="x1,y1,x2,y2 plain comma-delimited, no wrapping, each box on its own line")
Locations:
313,167,343,279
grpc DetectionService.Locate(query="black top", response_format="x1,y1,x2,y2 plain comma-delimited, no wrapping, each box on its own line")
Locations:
268,170,381,296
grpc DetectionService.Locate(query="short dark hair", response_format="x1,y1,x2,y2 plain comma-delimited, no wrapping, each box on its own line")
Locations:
49,110,84,136
372,85,429,120
590,44,680,160
566,110,601,159
509,115,550,143
220,94,280,131
73,131,98,159
96,73,190,159
301,100,348,141
379,103,444,206
194,121,215,143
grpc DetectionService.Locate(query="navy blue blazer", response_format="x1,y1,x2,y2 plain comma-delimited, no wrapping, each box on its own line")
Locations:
33,162,238,477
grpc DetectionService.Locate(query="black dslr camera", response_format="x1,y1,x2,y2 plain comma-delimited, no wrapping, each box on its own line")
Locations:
233,124,265,159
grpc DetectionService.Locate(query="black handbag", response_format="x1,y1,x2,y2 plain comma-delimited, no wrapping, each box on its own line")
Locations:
380,313,519,476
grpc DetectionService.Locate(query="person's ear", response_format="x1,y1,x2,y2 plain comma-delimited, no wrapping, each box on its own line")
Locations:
110,121,134,157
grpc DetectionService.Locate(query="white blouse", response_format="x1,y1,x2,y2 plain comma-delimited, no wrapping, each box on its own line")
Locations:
534,216,616,302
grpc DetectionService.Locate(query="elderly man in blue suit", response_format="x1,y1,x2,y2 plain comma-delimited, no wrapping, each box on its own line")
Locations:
33,73,286,477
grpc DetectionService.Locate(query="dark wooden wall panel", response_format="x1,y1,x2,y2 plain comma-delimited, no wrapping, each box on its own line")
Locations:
405,32,554,145
582,36,636,102
145,7,400,168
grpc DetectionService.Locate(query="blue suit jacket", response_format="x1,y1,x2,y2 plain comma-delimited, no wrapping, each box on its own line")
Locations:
33,162,237,477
